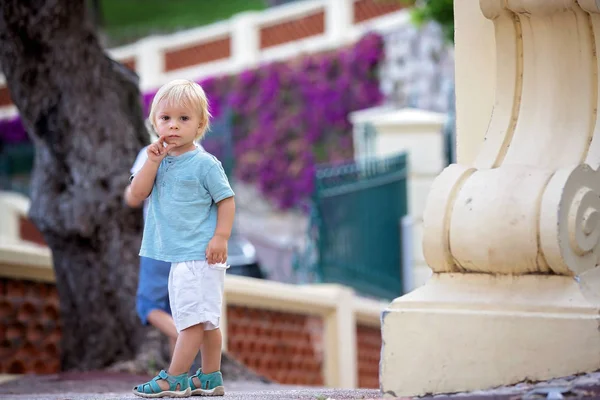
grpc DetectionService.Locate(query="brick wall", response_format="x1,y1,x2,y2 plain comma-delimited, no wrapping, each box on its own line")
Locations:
356,324,381,388
0,86,12,107
226,305,324,385
353,0,404,24
19,217,46,246
0,278,61,374
259,10,325,49
0,277,382,388
164,36,232,72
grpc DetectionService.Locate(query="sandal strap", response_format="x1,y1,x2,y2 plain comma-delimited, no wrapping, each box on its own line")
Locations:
149,379,162,393
157,370,169,381
136,379,162,394
189,368,202,390
137,369,186,394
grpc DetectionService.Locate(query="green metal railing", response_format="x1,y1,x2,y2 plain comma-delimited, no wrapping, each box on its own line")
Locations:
306,152,409,299
0,142,35,195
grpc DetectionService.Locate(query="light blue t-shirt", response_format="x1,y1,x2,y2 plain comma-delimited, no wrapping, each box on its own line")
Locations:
137,148,234,263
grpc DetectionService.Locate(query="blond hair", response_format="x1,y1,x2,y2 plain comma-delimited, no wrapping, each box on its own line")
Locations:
149,79,211,140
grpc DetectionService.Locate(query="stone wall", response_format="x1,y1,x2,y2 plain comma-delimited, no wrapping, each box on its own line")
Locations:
379,21,455,113
0,277,381,388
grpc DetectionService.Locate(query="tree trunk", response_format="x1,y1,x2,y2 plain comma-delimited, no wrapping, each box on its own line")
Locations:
0,0,148,370
89,0,104,29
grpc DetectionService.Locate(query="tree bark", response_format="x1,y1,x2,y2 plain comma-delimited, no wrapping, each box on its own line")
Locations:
88,0,104,29
0,0,148,370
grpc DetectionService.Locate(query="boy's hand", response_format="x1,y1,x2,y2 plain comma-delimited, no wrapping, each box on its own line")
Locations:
206,235,228,264
147,136,174,163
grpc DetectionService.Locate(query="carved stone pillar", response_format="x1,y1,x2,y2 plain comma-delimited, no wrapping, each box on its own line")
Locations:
380,0,600,396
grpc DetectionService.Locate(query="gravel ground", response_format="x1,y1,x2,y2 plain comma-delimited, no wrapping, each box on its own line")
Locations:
0,370,598,400
0,390,383,400
0,372,382,400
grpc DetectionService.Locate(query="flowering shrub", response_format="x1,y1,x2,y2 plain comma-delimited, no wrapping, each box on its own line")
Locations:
0,117,26,144
1,33,385,209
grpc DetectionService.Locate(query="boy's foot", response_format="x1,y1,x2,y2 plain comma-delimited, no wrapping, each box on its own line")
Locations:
189,369,225,396
133,369,191,398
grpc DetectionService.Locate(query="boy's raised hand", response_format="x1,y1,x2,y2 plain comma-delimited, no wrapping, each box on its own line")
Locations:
146,136,174,163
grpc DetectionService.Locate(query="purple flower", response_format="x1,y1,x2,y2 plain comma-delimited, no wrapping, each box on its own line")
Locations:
0,117,27,143
0,33,385,210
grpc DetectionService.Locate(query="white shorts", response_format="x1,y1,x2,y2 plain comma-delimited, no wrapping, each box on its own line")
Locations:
168,260,228,333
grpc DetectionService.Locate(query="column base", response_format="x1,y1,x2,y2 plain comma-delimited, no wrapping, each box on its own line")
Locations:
380,273,600,397
412,264,433,290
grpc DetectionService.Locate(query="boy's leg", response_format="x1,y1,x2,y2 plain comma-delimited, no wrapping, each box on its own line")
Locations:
200,328,222,373
169,324,204,375
147,309,178,354
169,337,177,357
153,323,204,391
136,257,174,350
190,327,222,389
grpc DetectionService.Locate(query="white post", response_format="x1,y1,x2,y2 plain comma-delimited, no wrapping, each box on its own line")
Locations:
136,37,166,92
231,12,260,69
0,191,29,241
322,285,357,388
325,0,353,45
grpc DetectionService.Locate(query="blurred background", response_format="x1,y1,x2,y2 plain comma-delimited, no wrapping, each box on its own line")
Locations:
0,0,454,392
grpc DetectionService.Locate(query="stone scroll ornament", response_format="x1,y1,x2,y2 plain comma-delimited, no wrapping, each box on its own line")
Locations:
422,0,600,278
540,165,600,276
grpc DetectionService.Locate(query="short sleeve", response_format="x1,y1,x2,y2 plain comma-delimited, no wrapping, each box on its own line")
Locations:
203,162,234,203
130,147,148,182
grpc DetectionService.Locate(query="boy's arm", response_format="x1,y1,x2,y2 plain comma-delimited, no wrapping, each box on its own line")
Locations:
214,196,235,239
206,196,235,264
124,160,160,208
203,161,236,264
125,138,175,208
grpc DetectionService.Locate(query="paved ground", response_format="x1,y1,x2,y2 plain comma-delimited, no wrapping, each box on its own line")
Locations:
0,388,384,400
0,373,382,399
0,370,598,400
0,374,381,400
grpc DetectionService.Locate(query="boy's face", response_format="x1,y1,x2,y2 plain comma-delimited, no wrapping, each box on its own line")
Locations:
154,100,202,148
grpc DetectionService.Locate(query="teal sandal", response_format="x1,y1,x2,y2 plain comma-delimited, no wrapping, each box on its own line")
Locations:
133,369,191,398
189,369,225,396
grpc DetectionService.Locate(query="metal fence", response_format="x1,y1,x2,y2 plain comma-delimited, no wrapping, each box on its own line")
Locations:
0,142,35,195
299,152,409,300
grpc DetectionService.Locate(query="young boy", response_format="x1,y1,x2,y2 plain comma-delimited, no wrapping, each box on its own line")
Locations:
128,124,205,359
127,79,235,398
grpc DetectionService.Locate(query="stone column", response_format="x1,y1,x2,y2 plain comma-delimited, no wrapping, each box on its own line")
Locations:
380,0,600,397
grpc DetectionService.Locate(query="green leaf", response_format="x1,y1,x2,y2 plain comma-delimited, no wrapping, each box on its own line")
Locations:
394,0,454,43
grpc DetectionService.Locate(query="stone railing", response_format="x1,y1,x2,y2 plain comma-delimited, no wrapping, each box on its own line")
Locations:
0,191,384,389
0,0,409,119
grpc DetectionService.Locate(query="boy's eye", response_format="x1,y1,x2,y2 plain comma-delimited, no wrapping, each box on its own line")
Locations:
181,116,189,121
160,116,169,121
